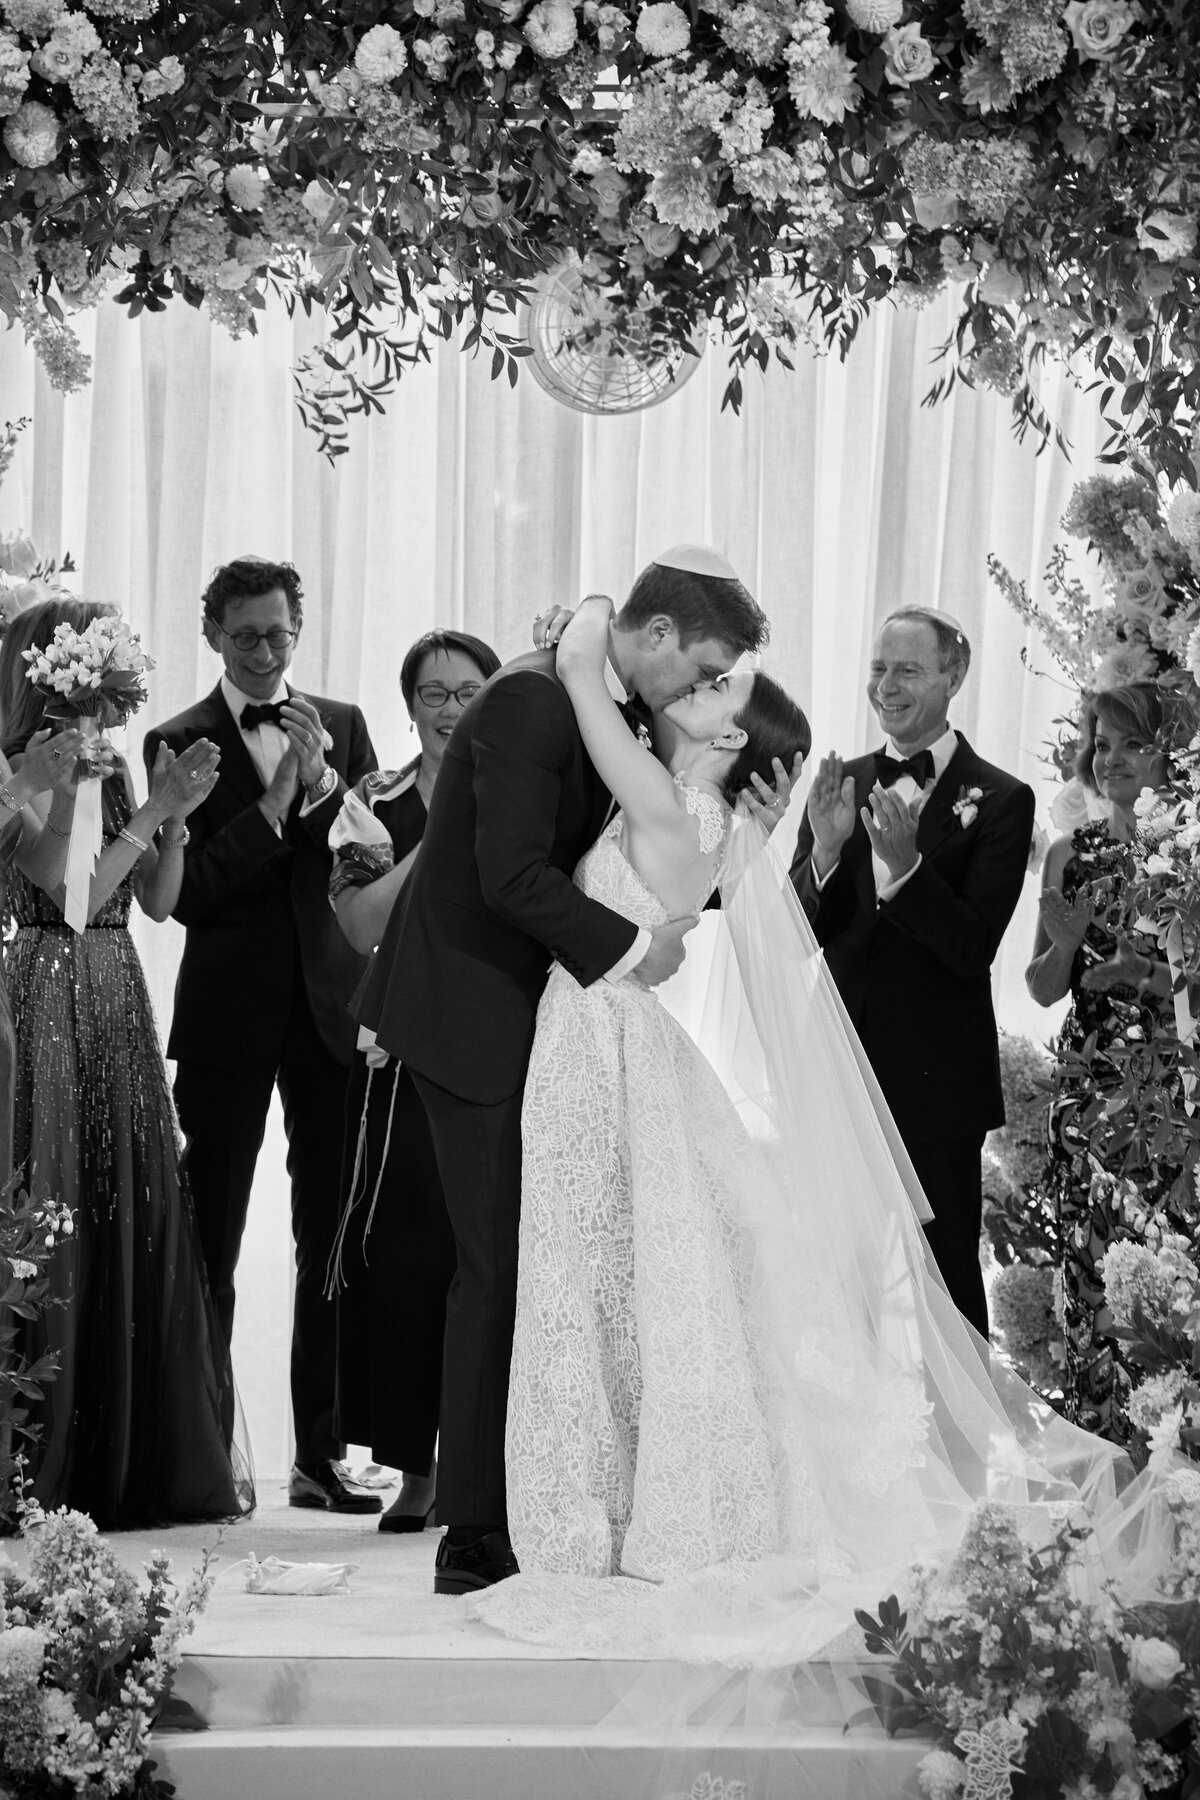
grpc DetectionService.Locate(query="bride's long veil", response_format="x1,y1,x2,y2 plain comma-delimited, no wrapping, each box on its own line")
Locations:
583,820,1173,1795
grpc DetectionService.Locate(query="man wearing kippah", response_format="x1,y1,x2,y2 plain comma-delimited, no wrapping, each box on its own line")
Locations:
790,607,1034,1339
358,544,769,1594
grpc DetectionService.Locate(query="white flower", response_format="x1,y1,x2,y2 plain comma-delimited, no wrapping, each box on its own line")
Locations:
1113,562,1168,619
917,1746,966,1798
1187,622,1200,686
0,1625,46,1678
1129,1635,1184,1688
1063,0,1135,59
635,2,689,56
787,40,861,124
524,0,577,58
882,22,936,86
845,0,903,30
354,22,409,83
0,530,38,578
10,1257,36,1278
1165,489,1200,559
1137,210,1197,263
302,179,335,225
137,54,185,100
3,95,56,165
224,166,266,210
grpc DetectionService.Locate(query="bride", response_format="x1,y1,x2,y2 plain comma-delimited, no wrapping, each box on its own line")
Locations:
473,595,1153,1665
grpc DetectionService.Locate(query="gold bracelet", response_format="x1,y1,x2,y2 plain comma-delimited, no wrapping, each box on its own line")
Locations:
44,818,70,839
158,826,190,849
0,787,20,815
118,827,149,855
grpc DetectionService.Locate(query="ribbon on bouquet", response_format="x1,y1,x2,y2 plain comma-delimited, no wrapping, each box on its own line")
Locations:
61,715,105,935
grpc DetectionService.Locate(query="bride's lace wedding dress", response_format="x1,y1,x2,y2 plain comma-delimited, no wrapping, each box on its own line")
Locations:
474,795,1157,1665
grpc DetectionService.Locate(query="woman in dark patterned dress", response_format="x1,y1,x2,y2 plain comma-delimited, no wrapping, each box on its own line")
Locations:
1,598,254,1528
1026,682,1176,1441
329,628,500,1532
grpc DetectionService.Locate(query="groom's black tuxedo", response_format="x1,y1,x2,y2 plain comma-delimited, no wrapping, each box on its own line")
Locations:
145,683,376,1468
358,650,640,1528
790,732,1034,1334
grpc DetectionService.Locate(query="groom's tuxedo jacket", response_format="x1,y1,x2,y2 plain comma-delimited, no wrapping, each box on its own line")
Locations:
358,650,639,1105
144,684,376,1068
789,733,1034,1143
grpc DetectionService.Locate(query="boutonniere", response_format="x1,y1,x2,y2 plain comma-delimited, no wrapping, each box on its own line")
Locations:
951,785,985,828
635,721,652,751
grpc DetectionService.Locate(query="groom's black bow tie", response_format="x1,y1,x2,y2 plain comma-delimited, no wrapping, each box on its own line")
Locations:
241,701,286,733
620,696,653,738
875,748,935,788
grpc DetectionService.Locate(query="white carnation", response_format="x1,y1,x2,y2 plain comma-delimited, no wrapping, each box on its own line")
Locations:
354,22,409,84
224,165,266,210
1165,488,1200,559
524,0,577,58
635,2,690,56
917,1746,965,1799
3,95,56,165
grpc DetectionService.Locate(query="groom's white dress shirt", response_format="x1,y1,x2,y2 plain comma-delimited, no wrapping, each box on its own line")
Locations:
813,723,958,904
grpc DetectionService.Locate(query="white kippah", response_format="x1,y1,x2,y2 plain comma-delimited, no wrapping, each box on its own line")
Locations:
652,543,741,580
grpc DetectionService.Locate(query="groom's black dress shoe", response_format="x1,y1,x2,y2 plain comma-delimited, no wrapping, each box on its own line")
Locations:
288,1461,383,1514
434,1530,519,1595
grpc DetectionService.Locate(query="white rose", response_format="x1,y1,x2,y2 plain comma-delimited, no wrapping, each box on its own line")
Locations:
1129,1636,1184,1689
635,3,690,57
882,22,936,86
1063,0,1135,59
845,0,903,29
524,0,577,58
3,97,58,168
355,22,409,84
1113,563,1168,618
301,179,335,224
0,532,39,579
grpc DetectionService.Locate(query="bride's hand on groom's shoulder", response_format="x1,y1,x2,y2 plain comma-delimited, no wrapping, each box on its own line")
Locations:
533,594,613,651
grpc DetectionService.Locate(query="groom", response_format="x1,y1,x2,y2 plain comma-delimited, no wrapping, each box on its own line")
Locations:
789,607,1034,1338
358,546,769,1594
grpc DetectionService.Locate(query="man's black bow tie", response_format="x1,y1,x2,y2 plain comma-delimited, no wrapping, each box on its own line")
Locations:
620,697,653,735
241,701,286,733
875,748,936,788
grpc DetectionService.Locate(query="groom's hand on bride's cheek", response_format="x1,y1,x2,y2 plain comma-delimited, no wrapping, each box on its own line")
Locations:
637,914,698,987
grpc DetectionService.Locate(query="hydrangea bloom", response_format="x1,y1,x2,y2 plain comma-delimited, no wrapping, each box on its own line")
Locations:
0,30,28,114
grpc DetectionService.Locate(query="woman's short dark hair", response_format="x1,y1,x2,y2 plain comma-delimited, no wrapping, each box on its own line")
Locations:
0,596,115,757
620,563,769,658
400,630,502,708
1075,683,1164,792
721,672,811,807
201,558,304,632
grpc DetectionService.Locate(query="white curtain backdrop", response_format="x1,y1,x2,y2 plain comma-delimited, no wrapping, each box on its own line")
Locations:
0,291,1093,1474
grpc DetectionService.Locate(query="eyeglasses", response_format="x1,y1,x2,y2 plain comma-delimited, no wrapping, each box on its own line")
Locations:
415,683,481,708
219,625,297,652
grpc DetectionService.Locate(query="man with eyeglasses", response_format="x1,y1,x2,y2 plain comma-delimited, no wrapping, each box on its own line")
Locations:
145,555,380,1514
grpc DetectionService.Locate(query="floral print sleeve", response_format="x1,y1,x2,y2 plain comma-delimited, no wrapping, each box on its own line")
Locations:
328,774,399,905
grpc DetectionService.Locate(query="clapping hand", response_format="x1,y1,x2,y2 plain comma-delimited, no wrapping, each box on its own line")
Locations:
806,753,857,867
1039,884,1093,954
149,738,220,820
19,726,90,796
861,783,920,881
280,695,330,788
742,752,804,831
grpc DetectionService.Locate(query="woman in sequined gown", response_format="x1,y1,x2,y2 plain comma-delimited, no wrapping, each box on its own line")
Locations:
1027,683,1177,1441
2,599,253,1528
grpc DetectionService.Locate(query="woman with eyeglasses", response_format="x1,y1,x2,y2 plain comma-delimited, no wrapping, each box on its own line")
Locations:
328,627,501,1532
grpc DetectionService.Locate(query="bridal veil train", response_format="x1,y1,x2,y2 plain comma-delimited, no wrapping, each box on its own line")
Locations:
471,814,1170,1680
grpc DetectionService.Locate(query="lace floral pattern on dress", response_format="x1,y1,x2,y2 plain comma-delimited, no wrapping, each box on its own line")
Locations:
489,797,936,1654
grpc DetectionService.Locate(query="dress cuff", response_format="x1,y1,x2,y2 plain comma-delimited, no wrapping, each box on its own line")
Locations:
604,927,651,984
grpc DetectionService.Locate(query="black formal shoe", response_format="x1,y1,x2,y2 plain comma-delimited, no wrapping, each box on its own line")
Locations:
379,1495,437,1535
288,1461,383,1514
433,1529,519,1595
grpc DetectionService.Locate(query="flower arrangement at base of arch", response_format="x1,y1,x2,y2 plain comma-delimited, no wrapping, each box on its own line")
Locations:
0,1,1198,459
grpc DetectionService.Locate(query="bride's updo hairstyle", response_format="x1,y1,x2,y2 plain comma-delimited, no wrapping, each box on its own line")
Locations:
721,672,811,808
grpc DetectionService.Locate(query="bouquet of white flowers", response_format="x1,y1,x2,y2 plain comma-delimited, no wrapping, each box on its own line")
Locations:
0,1505,212,1799
19,614,155,933
21,615,155,730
